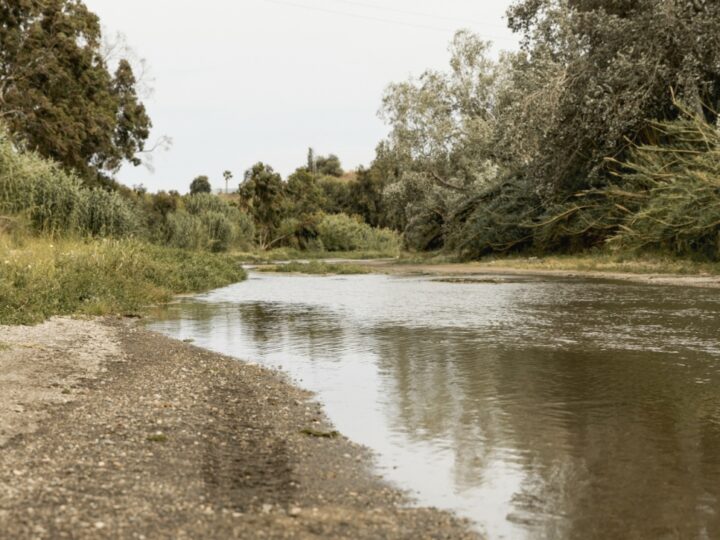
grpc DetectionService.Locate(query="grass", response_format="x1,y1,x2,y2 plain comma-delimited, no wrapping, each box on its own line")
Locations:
257,260,370,275
234,247,399,263
0,234,247,325
473,250,720,276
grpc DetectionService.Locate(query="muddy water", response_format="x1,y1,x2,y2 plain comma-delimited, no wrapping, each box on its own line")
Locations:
149,272,720,539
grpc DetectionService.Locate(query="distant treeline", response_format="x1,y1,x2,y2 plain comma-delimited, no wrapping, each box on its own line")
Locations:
3,0,720,262
0,129,400,255
356,1,720,261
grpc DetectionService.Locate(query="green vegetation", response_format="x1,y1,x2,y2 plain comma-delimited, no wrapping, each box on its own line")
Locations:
0,0,152,184
0,236,246,325
315,214,400,253
257,261,370,275
3,0,719,333
470,252,720,276
358,3,720,265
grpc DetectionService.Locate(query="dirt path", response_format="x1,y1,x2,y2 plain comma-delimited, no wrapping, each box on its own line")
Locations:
0,318,476,539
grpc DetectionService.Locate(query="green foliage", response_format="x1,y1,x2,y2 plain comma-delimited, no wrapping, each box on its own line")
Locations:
287,168,327,216
258,261,370,275
446,175,540,258
504,0,720,194
0,0,151,179
189,175,212,195
0,237,246,325
315,154,344,177
0,129,139,237
318,175,352,215
571,110,720,260
165,193,254,252
238,163,289,249
78,188,140,237
316,213,401,254
165,211,207,250
378,31,501,250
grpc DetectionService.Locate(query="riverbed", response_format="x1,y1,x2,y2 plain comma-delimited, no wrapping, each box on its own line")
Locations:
149,271,720,539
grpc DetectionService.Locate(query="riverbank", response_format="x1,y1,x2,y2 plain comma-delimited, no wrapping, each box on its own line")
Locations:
361,258,720,288
246,250,720,288
0,317,476,539
254,253,717,288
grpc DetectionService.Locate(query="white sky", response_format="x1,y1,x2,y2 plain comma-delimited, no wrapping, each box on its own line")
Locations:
84,0,518,193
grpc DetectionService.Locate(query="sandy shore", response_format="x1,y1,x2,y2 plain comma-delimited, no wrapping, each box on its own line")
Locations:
0,317,476,539
355,259,720,288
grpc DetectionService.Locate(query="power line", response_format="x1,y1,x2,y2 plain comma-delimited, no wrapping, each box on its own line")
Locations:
328,0,506,30
262,0,516,42
264,0,453,32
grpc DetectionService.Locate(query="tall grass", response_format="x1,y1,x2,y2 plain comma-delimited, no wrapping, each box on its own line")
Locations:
166,193,255,252
0,235,246,325
0,129,139,238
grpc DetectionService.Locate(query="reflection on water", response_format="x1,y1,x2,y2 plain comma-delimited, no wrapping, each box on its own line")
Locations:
148,272,720,539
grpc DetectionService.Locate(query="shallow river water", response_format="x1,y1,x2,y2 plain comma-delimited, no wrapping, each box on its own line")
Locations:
148,271,720,539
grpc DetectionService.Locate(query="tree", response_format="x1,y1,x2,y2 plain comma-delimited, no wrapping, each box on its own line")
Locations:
378,30,500,249
0,0,152,181
287,168,326,217
189,175,211,195
223,170,233,194
307,147,316,173
347,166,387,228
238,163,290,249
315,154,344,177
502,0,720,195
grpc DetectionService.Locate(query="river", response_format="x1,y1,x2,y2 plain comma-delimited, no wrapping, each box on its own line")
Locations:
148,271,720,539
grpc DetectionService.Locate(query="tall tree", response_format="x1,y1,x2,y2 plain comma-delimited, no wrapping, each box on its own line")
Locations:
238,163,289,249
0,0,152,181
189,175,211,195
503,0,720,194
223,170,233,194
315,154,344,177
379,30,500,249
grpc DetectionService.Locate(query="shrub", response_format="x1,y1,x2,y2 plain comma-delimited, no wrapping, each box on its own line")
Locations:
170,193,255,251
165,211,207,250
78,188,140,237
316,213,401,253
202,211,235,252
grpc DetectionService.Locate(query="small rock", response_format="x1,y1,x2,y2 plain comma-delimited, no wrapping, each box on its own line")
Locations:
288,507,301,517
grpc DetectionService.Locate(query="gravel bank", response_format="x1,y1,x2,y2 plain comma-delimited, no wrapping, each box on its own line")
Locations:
0,317,477,539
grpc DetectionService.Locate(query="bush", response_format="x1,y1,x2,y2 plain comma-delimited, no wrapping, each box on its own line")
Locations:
165,211,207,250
316,213,401,253
168,193,255,251
202,211,235,252
78,188,140,237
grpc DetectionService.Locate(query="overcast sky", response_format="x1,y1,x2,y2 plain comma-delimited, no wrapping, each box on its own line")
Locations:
84,0,518,193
